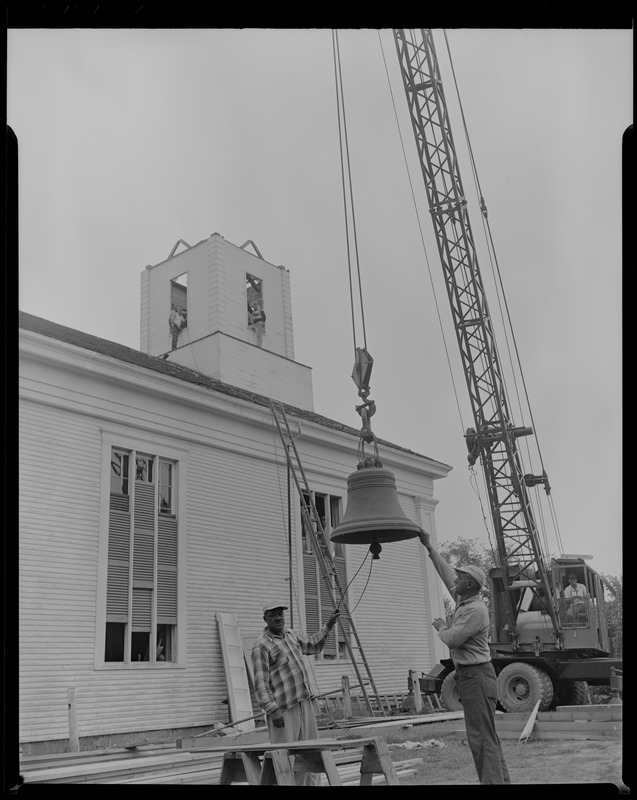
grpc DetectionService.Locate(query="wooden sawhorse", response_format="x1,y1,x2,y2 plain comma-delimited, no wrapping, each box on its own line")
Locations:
215,736,399,785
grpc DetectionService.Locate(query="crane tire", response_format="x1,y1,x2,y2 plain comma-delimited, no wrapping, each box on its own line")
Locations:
497,662,554,714
440,671,463,711
554,680,590,707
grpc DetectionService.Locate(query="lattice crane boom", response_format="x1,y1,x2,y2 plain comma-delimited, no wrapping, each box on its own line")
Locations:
392,28,559,638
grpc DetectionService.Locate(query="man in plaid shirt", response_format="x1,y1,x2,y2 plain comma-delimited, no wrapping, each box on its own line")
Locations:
252,601,340,785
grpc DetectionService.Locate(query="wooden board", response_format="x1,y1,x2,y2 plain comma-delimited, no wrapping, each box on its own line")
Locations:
519,700,541,743
216,612,255,732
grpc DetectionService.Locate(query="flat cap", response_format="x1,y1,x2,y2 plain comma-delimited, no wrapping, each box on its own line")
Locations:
455,564,486,588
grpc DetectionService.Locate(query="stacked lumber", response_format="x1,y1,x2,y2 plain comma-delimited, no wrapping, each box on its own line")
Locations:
495,704,622,741
19,742,419,785
20,748,226,785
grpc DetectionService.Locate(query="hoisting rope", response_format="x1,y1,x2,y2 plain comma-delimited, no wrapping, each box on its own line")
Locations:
377,31,467,441
332,29,381,467
332,29,369,358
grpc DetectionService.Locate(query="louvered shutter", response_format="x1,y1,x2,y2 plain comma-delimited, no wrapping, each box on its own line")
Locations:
106,502,130,621
133,529,154,583
133,483,155,585
134,483,155,530
334,555,351,645
304,553,320,634
106,564,129,619
132,587,152,631
157,516,177,623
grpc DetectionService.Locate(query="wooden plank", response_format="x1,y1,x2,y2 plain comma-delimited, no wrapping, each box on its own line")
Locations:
519,700,541,743
22,752,205,783
359,738,399,785
98,758,226,784
345,710,464,730
194,736,382,754
260,750,296,785
126,767,225,785
216,612,255,732
241,635,255,688
67,689,80,753
498,728,622,741
497,719,621,733
20,746,174,766
219,751,261,784
536,721,621,732
319,750,343,785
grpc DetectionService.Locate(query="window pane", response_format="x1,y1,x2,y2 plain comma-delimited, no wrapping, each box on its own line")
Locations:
135,456,153,483
111,451,129,495
159,460,173,513
131,631,150,662
105,622,126,662
156,624,174,662
159,487,172,513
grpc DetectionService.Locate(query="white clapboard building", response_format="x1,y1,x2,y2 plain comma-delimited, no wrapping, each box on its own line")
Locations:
18,232,451,751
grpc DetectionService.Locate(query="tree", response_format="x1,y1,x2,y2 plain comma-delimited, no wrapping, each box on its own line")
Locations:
600,573,622,656
438,537,495,617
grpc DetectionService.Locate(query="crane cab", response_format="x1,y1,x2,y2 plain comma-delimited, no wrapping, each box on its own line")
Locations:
488,557,611,656
551,557,611,653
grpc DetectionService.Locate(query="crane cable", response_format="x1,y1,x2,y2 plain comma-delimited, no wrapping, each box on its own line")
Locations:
441,30,565,558
332,29,369,358
264,32,382,677
376,31,467,438
378,31,495,551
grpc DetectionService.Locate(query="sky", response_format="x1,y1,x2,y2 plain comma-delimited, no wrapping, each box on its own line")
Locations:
8,27,629,578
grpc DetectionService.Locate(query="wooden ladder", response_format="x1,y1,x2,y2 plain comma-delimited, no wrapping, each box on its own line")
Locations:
269,398,385,719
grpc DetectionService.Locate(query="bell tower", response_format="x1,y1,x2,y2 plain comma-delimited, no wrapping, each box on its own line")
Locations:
140,233,314,410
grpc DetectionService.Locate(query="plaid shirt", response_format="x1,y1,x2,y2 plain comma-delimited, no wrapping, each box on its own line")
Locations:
251,625,331,715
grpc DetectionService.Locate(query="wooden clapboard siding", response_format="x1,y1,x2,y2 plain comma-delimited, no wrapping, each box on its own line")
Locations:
337,501,437,695
183,442,290,708
19,400,103,741
19,321,449,745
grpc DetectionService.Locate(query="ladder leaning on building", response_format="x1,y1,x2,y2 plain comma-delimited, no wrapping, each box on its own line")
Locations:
269,399,385,719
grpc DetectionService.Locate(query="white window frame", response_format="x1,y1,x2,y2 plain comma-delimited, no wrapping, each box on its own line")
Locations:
95,428,188,670
301,490,350,662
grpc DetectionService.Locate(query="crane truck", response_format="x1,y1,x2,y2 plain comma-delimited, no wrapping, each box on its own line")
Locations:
393,28,621,713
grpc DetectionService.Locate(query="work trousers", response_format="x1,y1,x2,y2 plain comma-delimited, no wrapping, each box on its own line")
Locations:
456,662,511,784
266,698,320,786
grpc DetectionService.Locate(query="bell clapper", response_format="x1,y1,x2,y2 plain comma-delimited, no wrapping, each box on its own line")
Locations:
369,541,382,560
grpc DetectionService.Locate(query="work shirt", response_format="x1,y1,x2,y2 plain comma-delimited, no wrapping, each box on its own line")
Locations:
428,548,491,667
252,625,331,716
564,582,587,610
564,583,587,599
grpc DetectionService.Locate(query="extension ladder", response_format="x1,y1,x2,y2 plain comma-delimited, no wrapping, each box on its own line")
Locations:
269,398,386,718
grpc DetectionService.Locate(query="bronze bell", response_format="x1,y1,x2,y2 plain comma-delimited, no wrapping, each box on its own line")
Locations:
330,467,420,556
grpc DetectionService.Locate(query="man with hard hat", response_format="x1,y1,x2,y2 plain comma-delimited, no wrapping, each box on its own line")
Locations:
252,600,340,785
418,529,511,785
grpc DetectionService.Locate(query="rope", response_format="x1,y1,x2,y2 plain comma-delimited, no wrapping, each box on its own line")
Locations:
378,30,467,438
332,29,369,356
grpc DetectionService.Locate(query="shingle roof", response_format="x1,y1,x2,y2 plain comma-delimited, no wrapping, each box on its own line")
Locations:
19,310,446,465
